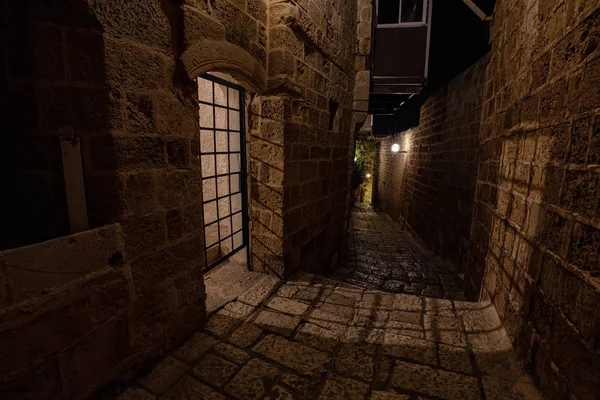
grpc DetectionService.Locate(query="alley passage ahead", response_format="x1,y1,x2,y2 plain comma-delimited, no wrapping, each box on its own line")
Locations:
337,206,465,300
115,207,541,400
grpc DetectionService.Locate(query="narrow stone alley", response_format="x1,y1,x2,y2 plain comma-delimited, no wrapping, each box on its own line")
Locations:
115,208,541,400
335,206,465,300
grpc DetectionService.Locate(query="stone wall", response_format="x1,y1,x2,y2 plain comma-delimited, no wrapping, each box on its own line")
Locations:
467,1,600,399
1,0,366,396
376,56,488,272
1,1,208,396
251,0,361,277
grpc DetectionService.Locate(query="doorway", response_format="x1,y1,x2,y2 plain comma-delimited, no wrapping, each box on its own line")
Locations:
197,74,250,273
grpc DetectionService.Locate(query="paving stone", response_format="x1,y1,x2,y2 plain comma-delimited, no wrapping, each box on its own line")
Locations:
191,354,238,387
461,308,503,332
344,326,385,348
160,374,225,399
279,373,315,398
137,356,189,396
265,385,295,399
424,298,456,317
295,321,344,352
438,344,473,374
370,391,411,400
213,342,250,365
338,208,465,299
388,310,422,326
221,301,257,319
229,323,263,348
425,329,468,347
204,262,265,313
324,289,362,306
358,292,395,309
391,361,481,400
265,296,310,315
172,332,217,364
317,375,369,400
253,334,330,376
238,275,280,306
116,386,156,400
275,284,300,298
205,313,240,337
334,344,374,380
306,305,353,324
383,331,438,365
352,309,389,327
287,272,314,285
253,309,300,336
424,315,462,331
225,358,280,400
292,286,332,303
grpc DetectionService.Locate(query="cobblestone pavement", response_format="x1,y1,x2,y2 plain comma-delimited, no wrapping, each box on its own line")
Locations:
333,206,465,300
116,272,541,400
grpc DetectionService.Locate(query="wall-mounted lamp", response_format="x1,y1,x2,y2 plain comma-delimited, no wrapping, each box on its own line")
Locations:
391,143,408,154
366,173,372,178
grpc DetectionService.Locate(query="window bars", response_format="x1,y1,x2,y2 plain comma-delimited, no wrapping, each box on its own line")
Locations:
197,74,250,272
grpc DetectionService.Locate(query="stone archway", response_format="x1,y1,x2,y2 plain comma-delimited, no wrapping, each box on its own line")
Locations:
182,40,267,94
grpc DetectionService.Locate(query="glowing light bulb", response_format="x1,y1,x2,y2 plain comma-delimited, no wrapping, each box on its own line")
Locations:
366,173,371,178
391,143,400,152
354,156,357,161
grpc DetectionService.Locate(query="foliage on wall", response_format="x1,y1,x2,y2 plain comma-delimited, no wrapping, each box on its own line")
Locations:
353,136,378,202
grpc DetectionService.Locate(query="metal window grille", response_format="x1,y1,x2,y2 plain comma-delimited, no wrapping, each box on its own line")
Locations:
197,74,250,272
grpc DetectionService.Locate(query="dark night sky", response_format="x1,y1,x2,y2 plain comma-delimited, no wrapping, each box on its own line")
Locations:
426,0,493,92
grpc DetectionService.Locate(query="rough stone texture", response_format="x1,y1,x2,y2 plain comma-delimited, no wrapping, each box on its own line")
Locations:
466,2,600,400
1,0,368,395
336,206,465,299
377,56,489,274
117,236,540,400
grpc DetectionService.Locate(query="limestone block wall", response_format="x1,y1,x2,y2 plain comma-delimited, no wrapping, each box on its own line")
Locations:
1,0,208,396
467,1,600,399
377,56,488,272
0,226,135,398
252,0,360,277
1,0,365,396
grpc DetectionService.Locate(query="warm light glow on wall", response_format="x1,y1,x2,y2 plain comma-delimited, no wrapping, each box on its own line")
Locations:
391,143,400,152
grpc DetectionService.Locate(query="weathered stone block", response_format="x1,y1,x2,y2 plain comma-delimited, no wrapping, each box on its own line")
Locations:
166,138,191,169
224,358,279,400
0,360,63,399
130,235,203,292
137,355,189,396
104,38,169,90
3,224,124,302
92,0,172,52
126,172,157,216
67,29,104,83
568,222,600,275
0,300,94,378
183,5,226,44
122,213,166,260
157,170,202,208
58,318,130,398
